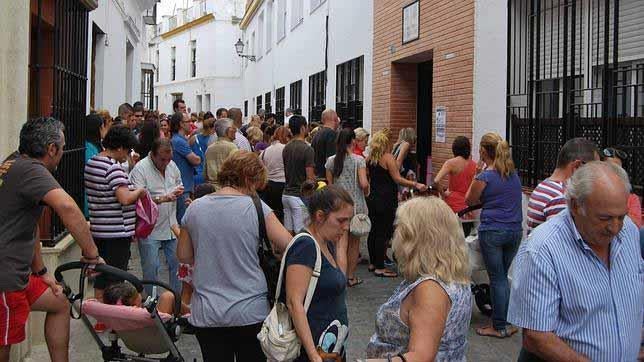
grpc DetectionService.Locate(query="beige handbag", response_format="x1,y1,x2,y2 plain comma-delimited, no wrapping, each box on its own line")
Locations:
350,157,371,237
257,233,322,362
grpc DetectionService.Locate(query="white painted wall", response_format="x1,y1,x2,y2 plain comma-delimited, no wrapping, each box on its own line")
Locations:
0,1,29,161
154,0,245,113
87,0,155,113
472,0,508,158
241,0,373,129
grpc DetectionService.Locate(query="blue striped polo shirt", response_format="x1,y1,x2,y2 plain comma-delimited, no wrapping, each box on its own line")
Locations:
508,210,643,361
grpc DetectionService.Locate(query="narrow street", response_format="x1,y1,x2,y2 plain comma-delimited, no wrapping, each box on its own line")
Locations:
30,244,521,362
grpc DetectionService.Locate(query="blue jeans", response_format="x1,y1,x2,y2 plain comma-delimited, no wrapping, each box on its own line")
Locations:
138,237,180,296
478,229,522,331
176,192,190,226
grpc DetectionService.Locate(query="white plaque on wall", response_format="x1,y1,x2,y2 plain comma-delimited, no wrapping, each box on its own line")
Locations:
435,106,446,143
402,1,420,44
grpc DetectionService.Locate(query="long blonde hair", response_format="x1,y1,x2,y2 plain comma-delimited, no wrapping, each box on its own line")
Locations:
396,127,417,145
368,129,391,165
480,132,515,178
393,197,470,284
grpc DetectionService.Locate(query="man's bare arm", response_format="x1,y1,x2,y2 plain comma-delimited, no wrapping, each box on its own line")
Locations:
523,329,590,362
42,189,99,258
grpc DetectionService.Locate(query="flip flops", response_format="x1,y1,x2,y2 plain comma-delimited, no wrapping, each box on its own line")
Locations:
373,270,398,278
347,277,363,287
475,325,518,339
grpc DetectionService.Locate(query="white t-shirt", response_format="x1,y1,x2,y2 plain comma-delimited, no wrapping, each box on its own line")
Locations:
260,142,286,183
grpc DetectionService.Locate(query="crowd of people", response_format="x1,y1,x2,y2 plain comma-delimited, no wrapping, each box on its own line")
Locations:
0,96,642,362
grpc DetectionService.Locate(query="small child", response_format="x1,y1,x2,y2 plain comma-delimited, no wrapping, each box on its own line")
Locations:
399,171,417,201
300,180,326,207
104,282,189,315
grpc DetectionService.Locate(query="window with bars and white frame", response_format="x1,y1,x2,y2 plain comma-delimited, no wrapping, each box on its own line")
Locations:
291,0,303,30
277,0,286,41
266,0,273,53
257,11,264,59
310,0,325,13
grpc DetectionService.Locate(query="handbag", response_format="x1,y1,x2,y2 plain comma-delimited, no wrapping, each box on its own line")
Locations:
349,157,371,237
257,233,322,362
135,190,159,239
252,195,281,307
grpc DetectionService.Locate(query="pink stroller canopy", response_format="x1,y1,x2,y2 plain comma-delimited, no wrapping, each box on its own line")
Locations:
82,299,171,332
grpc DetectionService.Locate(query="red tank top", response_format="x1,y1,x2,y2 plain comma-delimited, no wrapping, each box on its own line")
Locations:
445,159,476,213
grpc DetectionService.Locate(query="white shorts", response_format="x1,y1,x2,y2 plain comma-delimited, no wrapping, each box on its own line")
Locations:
282,195,308,232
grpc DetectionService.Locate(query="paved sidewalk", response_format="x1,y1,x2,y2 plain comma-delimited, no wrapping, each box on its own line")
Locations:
28,244,521,361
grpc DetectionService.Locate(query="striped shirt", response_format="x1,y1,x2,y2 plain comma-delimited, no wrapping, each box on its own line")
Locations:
526,178,566,234
508,210,643,361
85,155,136,239
233,130,252,151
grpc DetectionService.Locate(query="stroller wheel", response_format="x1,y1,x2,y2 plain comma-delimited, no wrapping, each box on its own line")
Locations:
472,283,493,317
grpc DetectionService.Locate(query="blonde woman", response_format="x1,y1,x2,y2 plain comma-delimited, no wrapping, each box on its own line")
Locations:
353,127,370,158
365,197,472,362
366,130,427,277
246,126,263,152
465,132,522,338
392,127,417,175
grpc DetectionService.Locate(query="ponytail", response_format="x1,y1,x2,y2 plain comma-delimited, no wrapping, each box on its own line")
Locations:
494,139,515,178
480,132,515,178
333,129,355,178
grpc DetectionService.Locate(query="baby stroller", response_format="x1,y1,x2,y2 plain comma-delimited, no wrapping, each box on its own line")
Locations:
457,205,493,317
55,262,187,362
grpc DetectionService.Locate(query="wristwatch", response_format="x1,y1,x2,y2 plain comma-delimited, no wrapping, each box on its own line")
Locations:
32,267,47,276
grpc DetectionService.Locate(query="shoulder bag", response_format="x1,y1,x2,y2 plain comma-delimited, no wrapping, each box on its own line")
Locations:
257,233,322,362
350,157,371,237
252,195,281,306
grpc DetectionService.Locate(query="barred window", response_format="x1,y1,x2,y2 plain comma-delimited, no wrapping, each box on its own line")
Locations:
336,56,364,129
308,70,326,123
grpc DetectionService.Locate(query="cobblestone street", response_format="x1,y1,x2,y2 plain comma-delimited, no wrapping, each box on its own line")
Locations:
30,243,521,361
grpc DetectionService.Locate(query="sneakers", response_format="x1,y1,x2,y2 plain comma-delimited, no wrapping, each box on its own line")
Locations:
94,322,107,333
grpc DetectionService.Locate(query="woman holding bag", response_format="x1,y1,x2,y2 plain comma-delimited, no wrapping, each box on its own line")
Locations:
325,129,370,287
282,185,354,361
177,151,292,361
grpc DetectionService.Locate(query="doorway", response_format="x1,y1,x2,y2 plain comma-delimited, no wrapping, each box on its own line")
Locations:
416,60,433,184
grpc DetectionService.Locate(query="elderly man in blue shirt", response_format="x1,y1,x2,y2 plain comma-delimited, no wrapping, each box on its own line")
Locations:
508,161,643,362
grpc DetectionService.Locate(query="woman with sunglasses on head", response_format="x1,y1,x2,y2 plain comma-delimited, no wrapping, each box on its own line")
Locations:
465,132,522,338
602,147,641,228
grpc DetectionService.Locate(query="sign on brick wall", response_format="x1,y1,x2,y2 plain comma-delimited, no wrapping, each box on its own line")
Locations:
435,106,446,143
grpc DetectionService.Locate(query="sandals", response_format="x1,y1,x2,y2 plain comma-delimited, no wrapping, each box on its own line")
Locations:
374,270,398,278
475,325,518,339
347,277,364,287
368,265,376,272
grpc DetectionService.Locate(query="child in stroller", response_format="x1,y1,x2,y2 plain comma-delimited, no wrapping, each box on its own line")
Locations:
55,262,190,362
103,282,190,316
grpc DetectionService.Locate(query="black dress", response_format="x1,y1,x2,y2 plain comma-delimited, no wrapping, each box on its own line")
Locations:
366,162,398,269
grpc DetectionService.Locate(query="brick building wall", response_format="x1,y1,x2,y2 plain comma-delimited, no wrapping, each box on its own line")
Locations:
372,0,476,177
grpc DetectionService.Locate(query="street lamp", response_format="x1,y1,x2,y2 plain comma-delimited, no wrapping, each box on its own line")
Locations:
235,38,256,62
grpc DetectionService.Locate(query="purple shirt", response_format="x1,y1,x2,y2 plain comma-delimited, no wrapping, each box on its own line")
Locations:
476,169,523,231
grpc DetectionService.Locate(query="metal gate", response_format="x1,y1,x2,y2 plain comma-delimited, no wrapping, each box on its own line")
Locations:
31,0,89,245
507,0,644,195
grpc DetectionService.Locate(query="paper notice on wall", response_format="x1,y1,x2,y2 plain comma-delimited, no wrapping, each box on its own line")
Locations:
435,106,446,143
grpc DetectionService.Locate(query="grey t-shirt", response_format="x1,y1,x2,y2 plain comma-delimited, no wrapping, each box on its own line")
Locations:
182,194,273,327
0,153,61,291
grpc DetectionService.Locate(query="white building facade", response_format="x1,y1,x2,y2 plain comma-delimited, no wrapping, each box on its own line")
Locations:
88,0,157,113
239,0,373,128
153,0,246,114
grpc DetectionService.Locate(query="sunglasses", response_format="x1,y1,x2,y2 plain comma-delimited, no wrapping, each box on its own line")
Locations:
602,148,627,161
